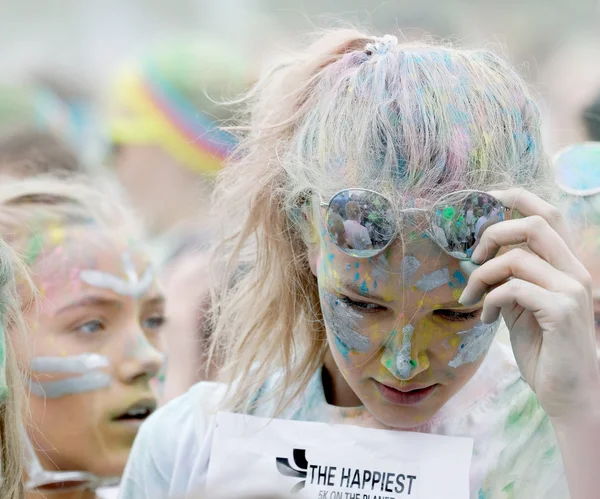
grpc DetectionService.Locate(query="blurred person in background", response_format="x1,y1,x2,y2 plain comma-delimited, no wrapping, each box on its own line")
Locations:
0,176,165,499
106,37,250,401
0,84,92,178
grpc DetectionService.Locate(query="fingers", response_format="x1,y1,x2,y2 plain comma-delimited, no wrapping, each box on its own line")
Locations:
480,278,559,324
471,215,579,272
459,248,567,306
487,188,572,249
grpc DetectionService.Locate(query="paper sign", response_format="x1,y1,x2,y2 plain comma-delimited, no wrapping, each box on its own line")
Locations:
206,412,473,499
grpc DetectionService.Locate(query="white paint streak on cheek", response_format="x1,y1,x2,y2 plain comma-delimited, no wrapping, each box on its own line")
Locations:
400,256,421,284
321,290,372,353
79,252,154,297
448,319,501,368
414,268,450,292
28,353,113,398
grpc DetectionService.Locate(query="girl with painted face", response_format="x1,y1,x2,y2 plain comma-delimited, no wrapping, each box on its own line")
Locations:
120,30,600,499
0,177,166,498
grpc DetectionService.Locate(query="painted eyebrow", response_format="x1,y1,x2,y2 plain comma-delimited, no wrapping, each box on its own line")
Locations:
339,281,386,302
54,296,121,315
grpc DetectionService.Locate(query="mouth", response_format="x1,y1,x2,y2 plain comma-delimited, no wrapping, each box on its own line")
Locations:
374,381,438,406
112,398,157,424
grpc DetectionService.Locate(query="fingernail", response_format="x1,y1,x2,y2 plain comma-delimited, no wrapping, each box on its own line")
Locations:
458,287,473,305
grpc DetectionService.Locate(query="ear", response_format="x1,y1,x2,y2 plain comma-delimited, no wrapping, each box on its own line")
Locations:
308,244,320,277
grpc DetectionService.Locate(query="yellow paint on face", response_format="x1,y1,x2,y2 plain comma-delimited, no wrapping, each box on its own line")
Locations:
48,223,65,245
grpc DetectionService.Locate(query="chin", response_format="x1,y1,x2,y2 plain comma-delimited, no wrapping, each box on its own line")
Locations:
85,449,129,478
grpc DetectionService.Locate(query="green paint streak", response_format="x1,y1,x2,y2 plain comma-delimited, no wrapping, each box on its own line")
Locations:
505,392,538,431
502,482,515,493
25,232,45,265
409,359,418,367
543,445,556,460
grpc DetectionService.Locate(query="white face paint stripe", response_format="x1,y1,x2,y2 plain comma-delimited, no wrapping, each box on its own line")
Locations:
395,324,415,379
448,319,501,368
29,371,113,399
414,268,450,292
400,256,421,285
30,353,109,373
79,252,154,297
321,290,372,352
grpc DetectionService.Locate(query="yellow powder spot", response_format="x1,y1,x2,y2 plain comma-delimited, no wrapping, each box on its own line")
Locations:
48,224,65,245
452,288,463,301
449,335,462,349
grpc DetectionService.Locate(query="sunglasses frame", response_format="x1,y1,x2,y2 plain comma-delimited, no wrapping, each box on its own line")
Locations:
554,142,600,197
320,188,508,260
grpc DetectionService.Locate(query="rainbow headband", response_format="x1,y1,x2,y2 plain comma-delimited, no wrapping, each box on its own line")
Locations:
110,65,237,175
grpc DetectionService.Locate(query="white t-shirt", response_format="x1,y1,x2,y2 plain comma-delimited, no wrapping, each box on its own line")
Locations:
343,220,372,250
118,340,567,499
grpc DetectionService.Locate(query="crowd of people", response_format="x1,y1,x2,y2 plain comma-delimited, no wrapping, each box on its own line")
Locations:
0,26,598,499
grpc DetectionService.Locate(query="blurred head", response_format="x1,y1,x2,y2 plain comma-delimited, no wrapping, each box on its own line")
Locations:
0,129,82,179
0,177,165,482
211,29,552,428
344,201,361,221
107,37,249,234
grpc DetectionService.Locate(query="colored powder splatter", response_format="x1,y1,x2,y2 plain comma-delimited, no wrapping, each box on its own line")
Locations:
415,268,450,292
355,262,360,269
360,280,369,295
328,254,335,262
25,232,45,265
354,273,360,282
346,264,351,271
335,336,350,360
505,392,539,430
453,270,466,285
409,359,418,368
48,224,65,245
373,281,378,289
443,206,456,219
502,482,515,493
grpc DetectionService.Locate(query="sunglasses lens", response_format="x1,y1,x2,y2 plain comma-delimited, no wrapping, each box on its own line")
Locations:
555,142,600,195
429,192,506,260
327,189,395,258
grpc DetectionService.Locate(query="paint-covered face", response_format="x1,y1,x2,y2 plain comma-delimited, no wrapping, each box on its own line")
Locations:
19,224,165,478
311,216,499,429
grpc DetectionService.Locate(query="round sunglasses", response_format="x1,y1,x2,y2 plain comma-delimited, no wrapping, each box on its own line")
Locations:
320,188,509,260
554,142,600,196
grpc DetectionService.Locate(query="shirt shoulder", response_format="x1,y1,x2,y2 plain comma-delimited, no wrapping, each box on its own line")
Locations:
118,381,226,499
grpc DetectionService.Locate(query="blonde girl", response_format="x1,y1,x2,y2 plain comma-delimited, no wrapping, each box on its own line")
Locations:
121,29,600,498
0,177,166,499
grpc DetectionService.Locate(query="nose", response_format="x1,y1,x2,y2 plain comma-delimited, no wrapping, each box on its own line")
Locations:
380,324,430,381
118,332,165,384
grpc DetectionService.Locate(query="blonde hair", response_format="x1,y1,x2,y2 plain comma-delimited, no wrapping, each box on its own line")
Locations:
210,28,555,413
0,240,30,499
0,175,142,264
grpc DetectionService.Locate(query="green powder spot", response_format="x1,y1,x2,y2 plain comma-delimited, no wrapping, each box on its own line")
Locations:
478,489,486,499
25,232,45,265
543,446,556,460
505,392,539,430
409,359,418,367
443,206,456,219
502,482,515,493
384,358,393,370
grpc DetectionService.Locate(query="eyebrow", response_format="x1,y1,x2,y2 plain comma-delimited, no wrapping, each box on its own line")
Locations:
142,295,166,308
55,296,121,315
340,281,386,302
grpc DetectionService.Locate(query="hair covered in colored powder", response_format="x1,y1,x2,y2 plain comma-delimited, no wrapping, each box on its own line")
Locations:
208,28,556,413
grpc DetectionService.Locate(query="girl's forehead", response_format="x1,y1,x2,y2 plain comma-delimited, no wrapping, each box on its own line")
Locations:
30,225,151,285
